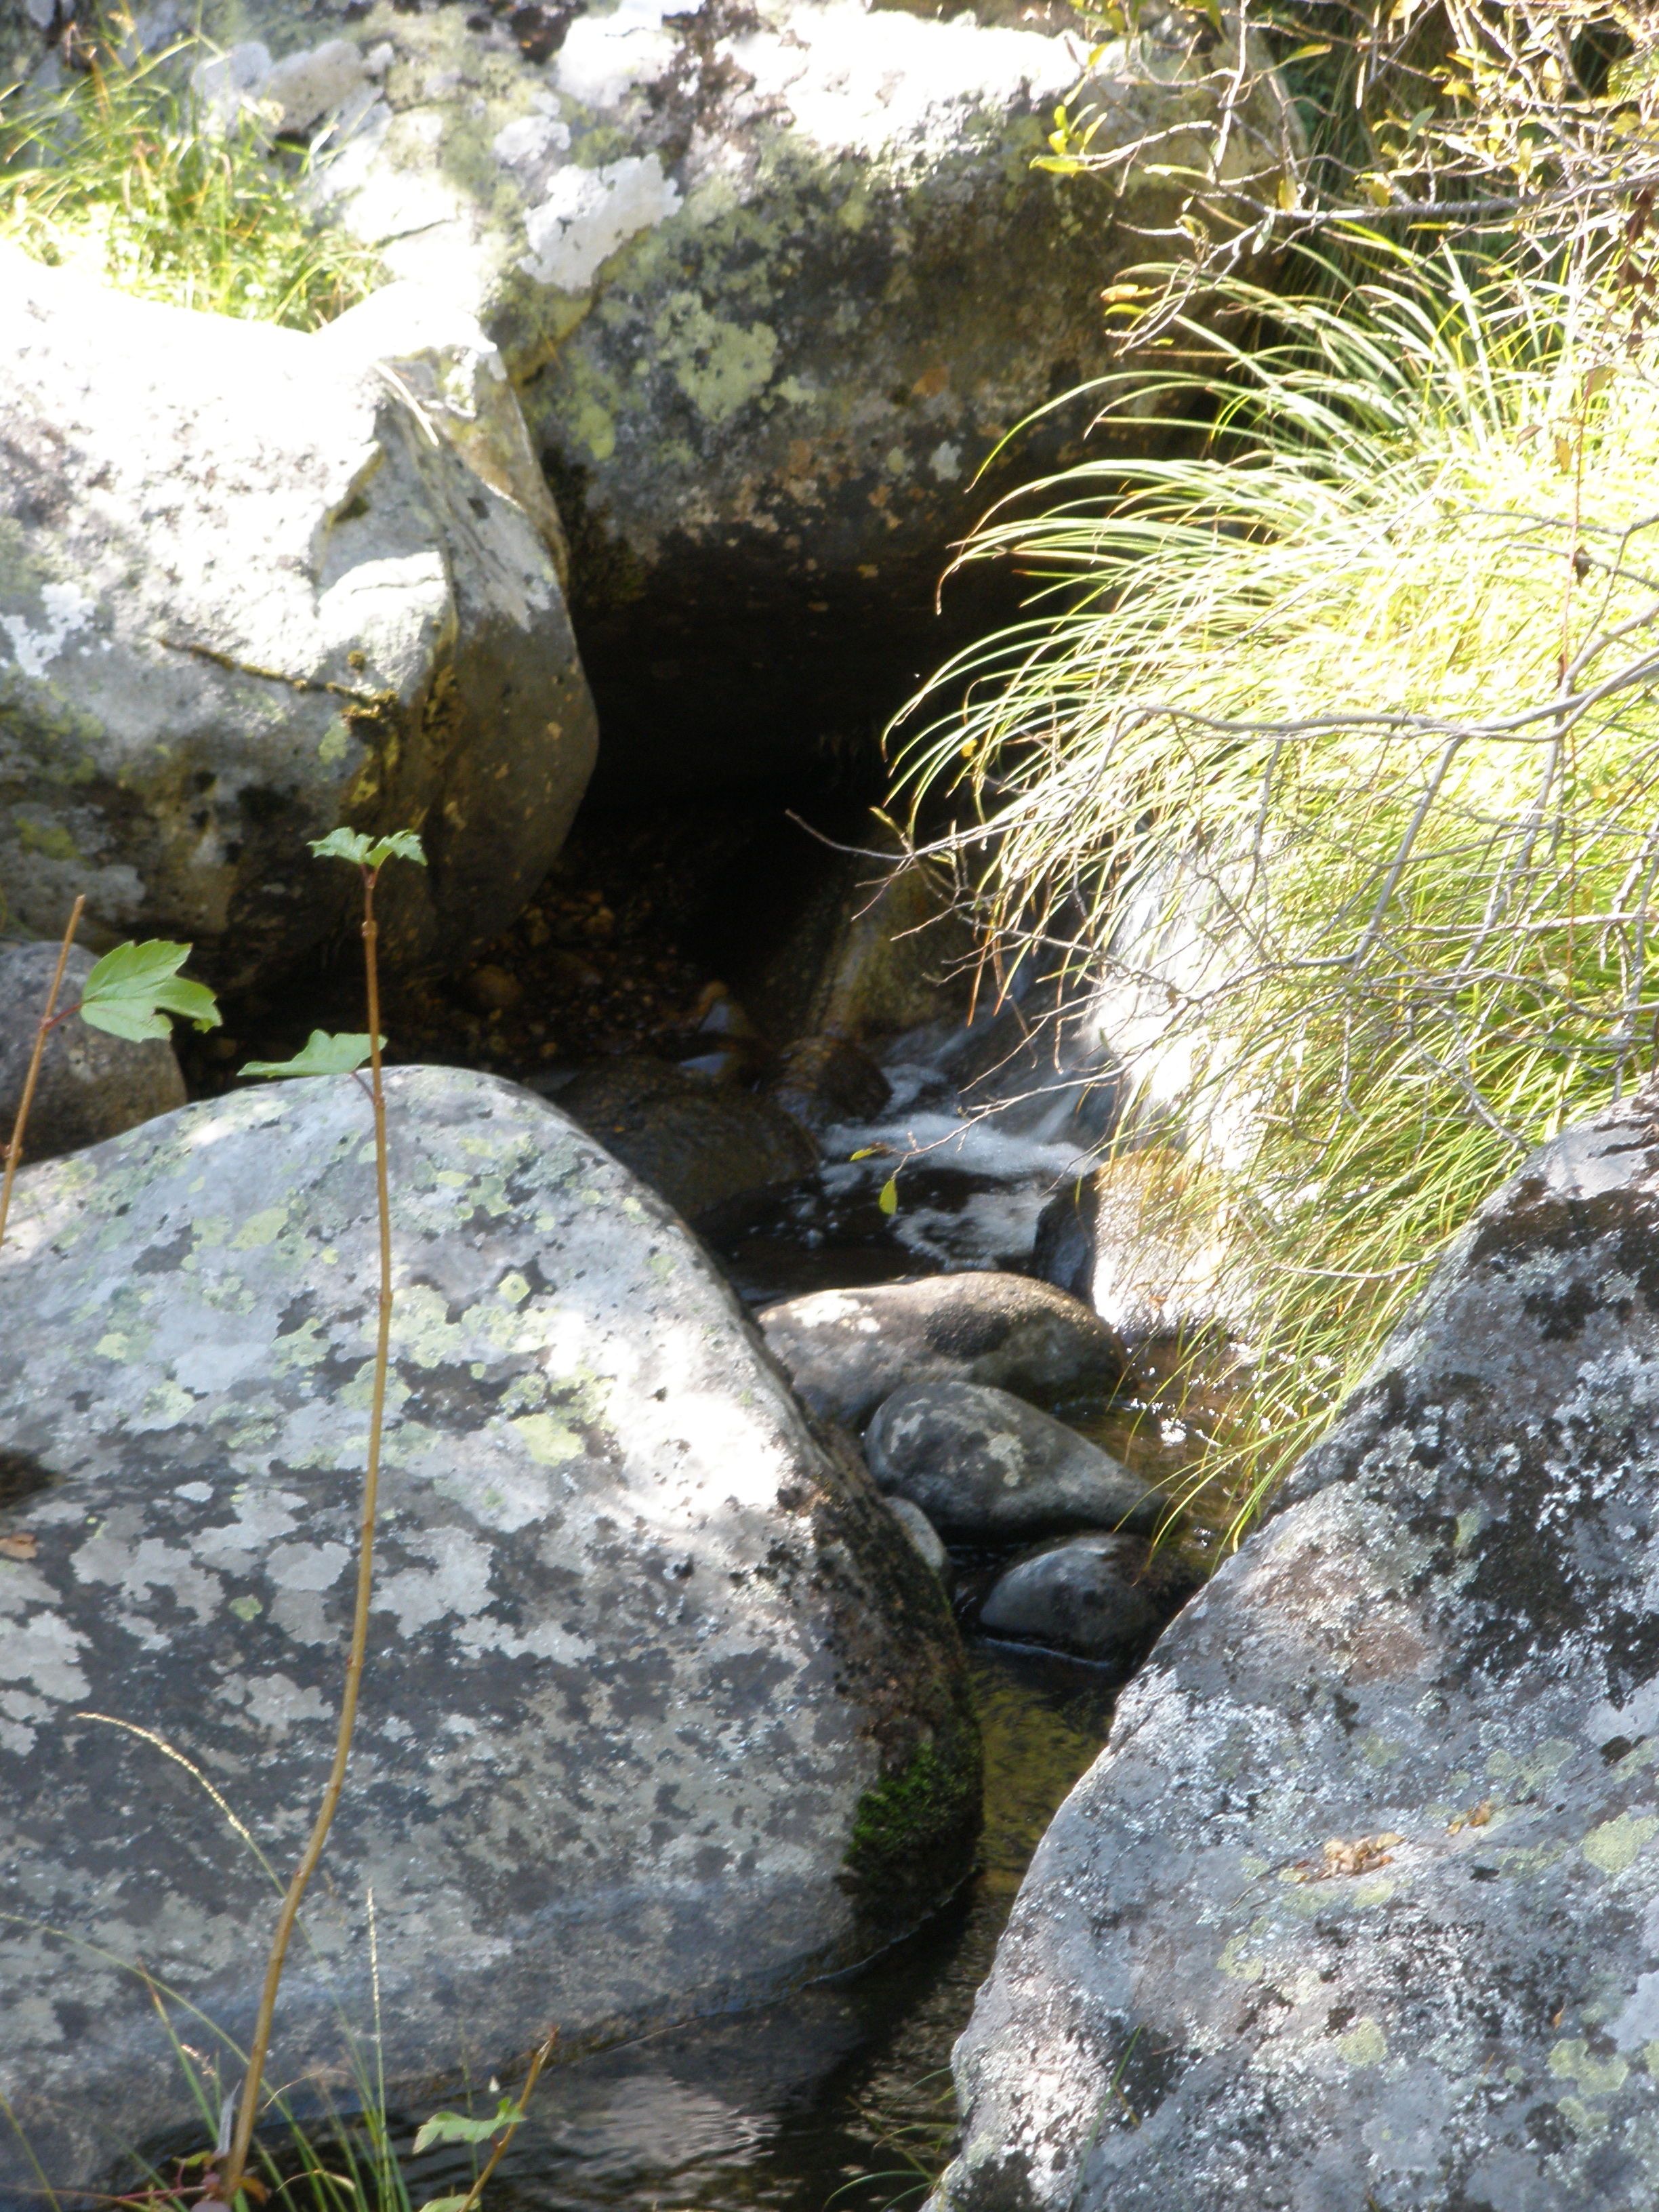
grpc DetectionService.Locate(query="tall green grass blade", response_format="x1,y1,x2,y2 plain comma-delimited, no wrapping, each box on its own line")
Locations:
895,239,1659,1536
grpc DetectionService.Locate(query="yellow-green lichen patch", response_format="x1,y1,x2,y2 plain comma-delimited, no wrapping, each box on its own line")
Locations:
1218,1927,1268,1984
270,1316,331,1374
512,1412,581,1466
654,294,779,424
1550,2039,1631,2097
231,1205,289,1250
14,816,80,862
1335,2019,1389,2068
1583,1813,1659,1877
1488,1739,1575,1788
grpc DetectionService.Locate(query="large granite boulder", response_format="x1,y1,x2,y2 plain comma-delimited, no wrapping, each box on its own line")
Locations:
0,1067,977,2200
178,0,1292,788
0,940,186,1162
941,1086,1659,2212
0,253,596,991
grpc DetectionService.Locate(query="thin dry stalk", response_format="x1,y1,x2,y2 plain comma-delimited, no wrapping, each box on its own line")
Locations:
0,895,85,1252
218,868,394,2207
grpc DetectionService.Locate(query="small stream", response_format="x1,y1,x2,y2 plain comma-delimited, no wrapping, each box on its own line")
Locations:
401,1015,1204,2212
702,1017,1121,1305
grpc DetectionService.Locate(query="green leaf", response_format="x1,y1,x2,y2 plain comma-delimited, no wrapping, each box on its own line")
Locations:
77,941,222,1042
411,2101,521,2156
240,1030,381,1079
308,827,375,867
878,1174,899,1216
308,827,427,871
848,1145,893,1161
366,828,426,869
415,2196,475,2212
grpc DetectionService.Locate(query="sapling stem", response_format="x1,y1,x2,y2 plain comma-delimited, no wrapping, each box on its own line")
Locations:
453,2033,557,2212
219,861,394,2207
0,895,85,1253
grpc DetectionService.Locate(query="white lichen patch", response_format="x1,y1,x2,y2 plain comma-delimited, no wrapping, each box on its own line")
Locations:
1,581,97,681
520,156,683,293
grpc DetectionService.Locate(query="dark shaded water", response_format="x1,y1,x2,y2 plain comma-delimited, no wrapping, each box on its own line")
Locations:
408,1646,1122,2212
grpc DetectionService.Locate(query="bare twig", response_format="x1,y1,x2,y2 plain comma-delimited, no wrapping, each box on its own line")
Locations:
0,897,85,1252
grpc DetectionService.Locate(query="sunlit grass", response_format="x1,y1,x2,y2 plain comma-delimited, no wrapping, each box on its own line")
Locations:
0,26,382,327
895,239,1659,1535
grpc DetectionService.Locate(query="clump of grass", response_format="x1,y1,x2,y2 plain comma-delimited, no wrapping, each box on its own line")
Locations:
0,26,382,327
895,237,1659,1534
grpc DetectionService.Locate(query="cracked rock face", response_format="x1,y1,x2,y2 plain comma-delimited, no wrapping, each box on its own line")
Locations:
0,255,596,990
194,0,1292,787
0,1067,976,2200
940,1088,1659,2212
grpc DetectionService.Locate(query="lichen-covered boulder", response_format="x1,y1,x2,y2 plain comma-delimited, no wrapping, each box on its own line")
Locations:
186,0,1292,787
0,253,596,991
941,1086,1659,2212
0,1067,976,2200
0,939,186,1161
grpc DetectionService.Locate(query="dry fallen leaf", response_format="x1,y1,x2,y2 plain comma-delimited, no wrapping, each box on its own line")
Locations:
1447,1799,1494,1835
0,1532,39,1561
1290,1832,1404,1883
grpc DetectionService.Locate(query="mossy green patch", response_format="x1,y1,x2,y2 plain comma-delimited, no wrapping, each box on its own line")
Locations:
843,1732,980,1900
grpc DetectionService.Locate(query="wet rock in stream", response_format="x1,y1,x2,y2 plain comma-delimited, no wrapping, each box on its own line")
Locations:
0,1067,977,2201
761,1033,893,1132
866,1378,1164,1541
884,1494,949,1579
977,1532,1161,1664
551,1053,819,1218
759,1272,1130,1431
1033,1147,1237,1394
